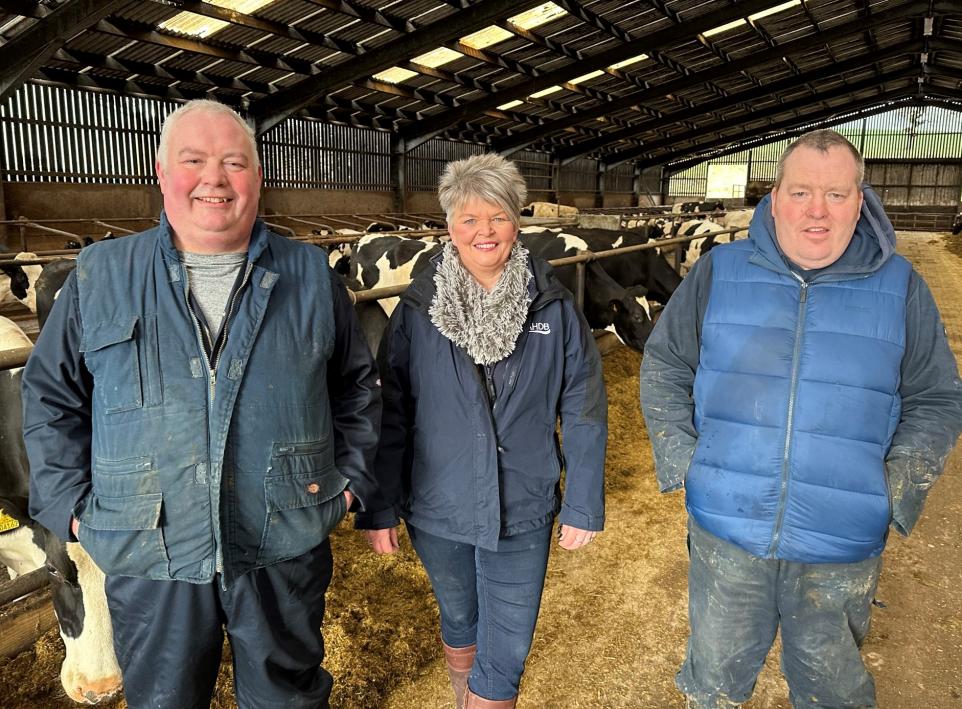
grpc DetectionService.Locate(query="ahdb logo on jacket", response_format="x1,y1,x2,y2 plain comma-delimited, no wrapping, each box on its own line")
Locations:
529,322,551,335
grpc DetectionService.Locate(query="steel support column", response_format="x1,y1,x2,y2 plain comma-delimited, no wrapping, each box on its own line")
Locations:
391,136,407,214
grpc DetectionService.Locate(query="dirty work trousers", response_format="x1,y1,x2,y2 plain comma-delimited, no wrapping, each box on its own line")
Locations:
678,519,883,709
407,521,553,701
104,539,334,709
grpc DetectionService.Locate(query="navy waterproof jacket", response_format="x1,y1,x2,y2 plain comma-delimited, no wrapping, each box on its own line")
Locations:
355,251,607,550
640,187,962,563
24,216,381,585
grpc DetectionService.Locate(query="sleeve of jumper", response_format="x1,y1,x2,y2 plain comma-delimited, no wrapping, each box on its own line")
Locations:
886,270,962,536
24,272,94,542
353,305,411,530
638,254,712,493
557,300,608,532
326,274,383,512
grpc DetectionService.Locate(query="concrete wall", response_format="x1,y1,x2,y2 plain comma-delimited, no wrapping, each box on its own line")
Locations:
4,183,163,221
557,192,598,209
261,188,395,215
407,191,441,214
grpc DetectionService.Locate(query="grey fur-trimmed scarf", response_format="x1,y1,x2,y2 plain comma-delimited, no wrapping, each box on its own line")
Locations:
429,241,532,365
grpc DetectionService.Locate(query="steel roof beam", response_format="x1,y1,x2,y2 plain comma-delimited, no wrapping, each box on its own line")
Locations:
622,87,920,170
401,0,801,151
605,68,917,167
147,0,364,56
661,95,927,173
492,0,933,155
250,0,538,135
558,39,922,163
0,0,130,103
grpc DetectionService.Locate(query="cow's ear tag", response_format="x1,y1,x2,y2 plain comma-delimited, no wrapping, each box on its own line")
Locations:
0,508,20,532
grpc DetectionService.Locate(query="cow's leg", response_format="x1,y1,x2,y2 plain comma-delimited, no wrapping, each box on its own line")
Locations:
223,538,334,708
105,575,223,709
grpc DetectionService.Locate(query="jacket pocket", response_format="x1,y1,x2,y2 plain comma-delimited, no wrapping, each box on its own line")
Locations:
78,492,170,578
81,316,163,413
256,470,347,565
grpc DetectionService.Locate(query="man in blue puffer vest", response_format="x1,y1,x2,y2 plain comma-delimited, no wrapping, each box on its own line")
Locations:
640,129,962,708
23,100,381,708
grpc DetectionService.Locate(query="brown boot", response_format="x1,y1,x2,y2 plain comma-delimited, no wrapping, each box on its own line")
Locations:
442,641,476,709
463,687,518,708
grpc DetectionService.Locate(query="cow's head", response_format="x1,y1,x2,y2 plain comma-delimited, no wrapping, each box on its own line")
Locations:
608,285,654,352
43,535,122,704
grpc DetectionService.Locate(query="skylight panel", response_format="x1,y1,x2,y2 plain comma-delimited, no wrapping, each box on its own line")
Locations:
461,3,566,50
372,67,419,84
529,85,563,99
702,18,746,38
749,0,801,22
460,26,514,50
570,70,605,84
702,1,801,38
159,0,277,38
608,54,649,71
498,100,524,110
509,3,567,31
412,47,464,68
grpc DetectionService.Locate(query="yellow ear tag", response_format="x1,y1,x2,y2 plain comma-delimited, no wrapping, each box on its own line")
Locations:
0,508,21,532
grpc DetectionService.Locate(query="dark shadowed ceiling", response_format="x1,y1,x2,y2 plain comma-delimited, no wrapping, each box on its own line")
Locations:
1,0,960,173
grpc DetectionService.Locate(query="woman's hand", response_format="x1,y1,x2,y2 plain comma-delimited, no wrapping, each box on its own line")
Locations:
364,527,400,555
557,524,599,550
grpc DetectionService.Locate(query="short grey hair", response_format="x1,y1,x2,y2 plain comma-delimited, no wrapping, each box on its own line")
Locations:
156,99,260,169
774,129,864,188
438,153,528,228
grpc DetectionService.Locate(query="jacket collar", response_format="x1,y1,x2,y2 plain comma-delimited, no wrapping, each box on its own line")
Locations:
157,211,271,265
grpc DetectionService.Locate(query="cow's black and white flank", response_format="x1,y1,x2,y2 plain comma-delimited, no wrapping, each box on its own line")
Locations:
676,219,735,275
0,314,122,704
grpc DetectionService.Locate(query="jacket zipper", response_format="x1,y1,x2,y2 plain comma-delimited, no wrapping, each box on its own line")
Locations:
768,276,808,556
183,262,254,579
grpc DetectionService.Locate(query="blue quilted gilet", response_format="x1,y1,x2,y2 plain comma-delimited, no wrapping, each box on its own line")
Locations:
687,236,911,563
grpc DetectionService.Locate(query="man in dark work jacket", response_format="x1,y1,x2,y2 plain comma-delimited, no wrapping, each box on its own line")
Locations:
23,99,381,708
640,129,962,708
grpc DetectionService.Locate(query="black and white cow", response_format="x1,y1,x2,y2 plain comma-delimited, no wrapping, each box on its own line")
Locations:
0,315,122,704
0,252,43,313
676,219,736,275
952,213,962,235
518,227,677,351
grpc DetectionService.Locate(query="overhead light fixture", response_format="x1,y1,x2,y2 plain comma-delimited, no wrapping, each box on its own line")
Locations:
608,54,648,71
570,69,605,84
159,0,277,38
529,85,563,99
371,67,418,84
498,99,524,110
411,47,463,68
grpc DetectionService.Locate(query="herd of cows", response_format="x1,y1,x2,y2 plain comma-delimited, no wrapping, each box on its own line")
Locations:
0,202,753,704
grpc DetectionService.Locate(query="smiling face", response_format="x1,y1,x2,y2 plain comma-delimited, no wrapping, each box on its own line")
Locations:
448,198,518,289
770,144,863,270
156,109,262,254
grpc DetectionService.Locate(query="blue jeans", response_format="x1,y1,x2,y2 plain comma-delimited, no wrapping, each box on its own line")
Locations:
678,519,882,709
407,522,553,701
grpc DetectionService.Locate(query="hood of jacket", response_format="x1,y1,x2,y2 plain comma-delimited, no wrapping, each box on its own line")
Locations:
748,184,896,279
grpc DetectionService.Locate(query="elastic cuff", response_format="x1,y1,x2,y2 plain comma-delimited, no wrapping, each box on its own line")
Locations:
354,506,400,530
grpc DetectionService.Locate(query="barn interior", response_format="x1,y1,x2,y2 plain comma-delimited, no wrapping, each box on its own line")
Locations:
0,0,961,707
